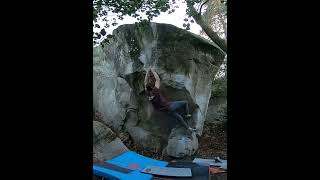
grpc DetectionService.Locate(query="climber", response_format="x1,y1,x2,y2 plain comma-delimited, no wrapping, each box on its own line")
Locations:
144,67,196,132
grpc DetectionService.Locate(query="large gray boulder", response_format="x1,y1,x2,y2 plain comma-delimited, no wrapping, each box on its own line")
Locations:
93,22,225,157
93,121,129,162
166,127,198,158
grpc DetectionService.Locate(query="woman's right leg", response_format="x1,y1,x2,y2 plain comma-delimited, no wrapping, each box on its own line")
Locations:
168,101,190,115
169,111,190,129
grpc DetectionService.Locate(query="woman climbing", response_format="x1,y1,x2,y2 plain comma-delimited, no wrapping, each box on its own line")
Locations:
144,67,197,132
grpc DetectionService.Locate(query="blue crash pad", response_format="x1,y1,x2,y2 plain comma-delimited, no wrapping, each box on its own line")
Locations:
93,151,168,180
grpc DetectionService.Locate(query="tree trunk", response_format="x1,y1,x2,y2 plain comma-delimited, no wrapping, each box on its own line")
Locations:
190,6,227,53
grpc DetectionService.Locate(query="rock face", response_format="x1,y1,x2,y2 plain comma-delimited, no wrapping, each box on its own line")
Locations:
206,76,227,124
166,127,198,158
206,96,227,124
93,22,225,157
93,121,129,162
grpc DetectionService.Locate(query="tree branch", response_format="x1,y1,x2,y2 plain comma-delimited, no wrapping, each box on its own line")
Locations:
190,5,227,54
199,0,209,15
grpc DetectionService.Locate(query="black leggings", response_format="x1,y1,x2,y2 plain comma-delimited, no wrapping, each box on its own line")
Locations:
167,101,190,129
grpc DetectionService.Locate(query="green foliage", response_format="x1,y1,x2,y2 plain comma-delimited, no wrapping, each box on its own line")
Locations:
93,0,204,44
211,76,226,98
93,0,173,43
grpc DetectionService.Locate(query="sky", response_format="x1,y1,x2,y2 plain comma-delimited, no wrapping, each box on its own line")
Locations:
93,1,204,43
